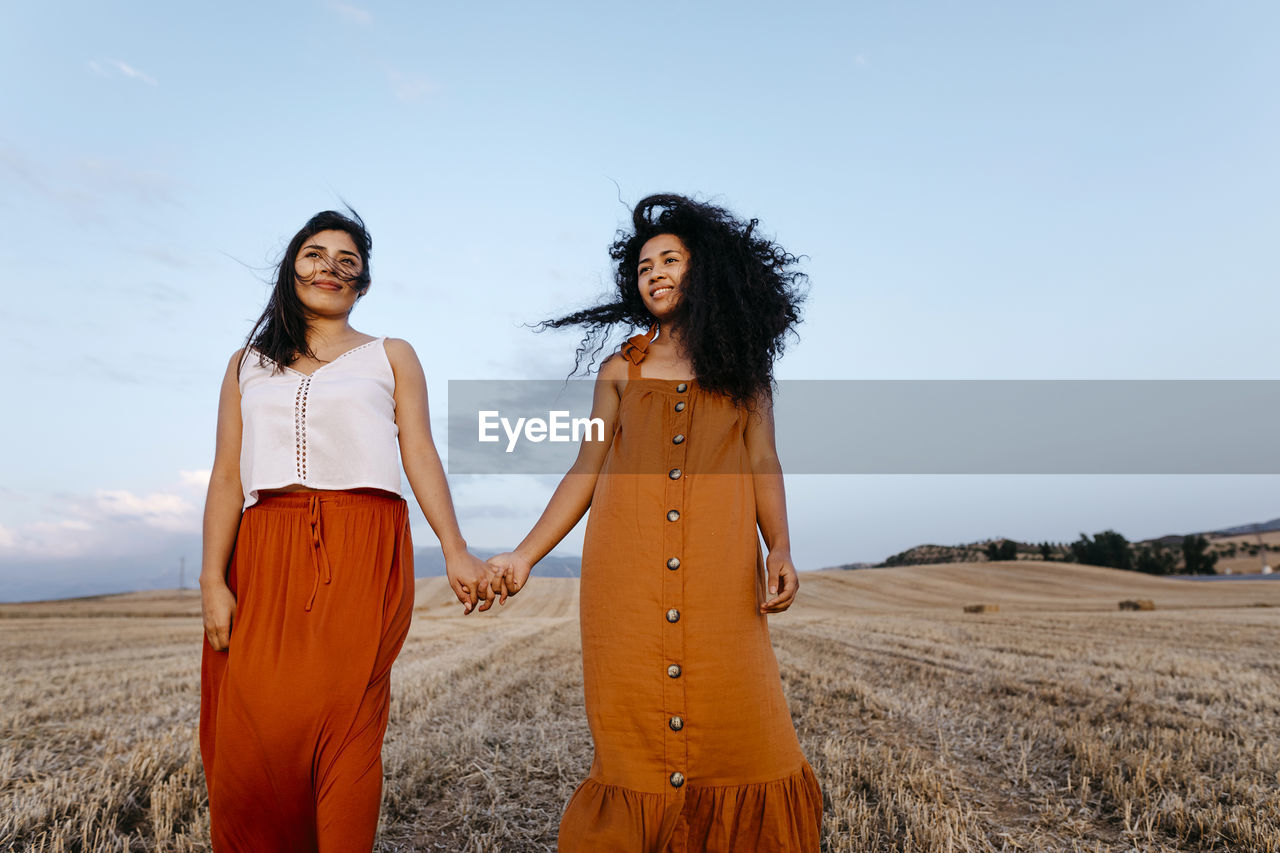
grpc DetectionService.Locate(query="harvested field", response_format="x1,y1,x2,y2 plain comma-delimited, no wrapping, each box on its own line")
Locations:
2,562,1278,851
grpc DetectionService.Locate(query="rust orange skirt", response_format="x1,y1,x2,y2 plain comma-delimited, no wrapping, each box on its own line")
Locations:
200,491,415,851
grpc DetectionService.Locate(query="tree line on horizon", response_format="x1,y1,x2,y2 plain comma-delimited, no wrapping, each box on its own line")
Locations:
1063,530,1218,576
878,531,1221,576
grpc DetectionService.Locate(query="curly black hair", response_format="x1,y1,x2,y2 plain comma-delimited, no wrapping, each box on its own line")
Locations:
541,193,807,405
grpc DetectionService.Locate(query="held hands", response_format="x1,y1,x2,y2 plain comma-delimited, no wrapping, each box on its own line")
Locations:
201,580,237,651
486,550,534,605
446,550,496,614
761,549,800,614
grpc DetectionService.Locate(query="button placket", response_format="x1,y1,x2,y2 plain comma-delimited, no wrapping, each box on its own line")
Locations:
662,383,690,786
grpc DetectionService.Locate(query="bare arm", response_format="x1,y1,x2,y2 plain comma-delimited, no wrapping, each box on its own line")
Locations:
385,338,493,613
489,355,626,598
744,390,800,613
200,350,247,650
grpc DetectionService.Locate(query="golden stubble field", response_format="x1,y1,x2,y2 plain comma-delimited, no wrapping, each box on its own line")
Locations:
2,562,1279,852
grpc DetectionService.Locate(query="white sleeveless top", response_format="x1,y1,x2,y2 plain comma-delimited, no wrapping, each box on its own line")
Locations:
238,338,402,509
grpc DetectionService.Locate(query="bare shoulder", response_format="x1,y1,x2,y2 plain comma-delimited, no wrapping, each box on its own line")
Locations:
743,386,777,432
749,386,775,413
383,337,416,355
599,351,628,379
217,349,248,408
383,337,420,367
225,347,248,375
383,338,428,393
597,351,629,390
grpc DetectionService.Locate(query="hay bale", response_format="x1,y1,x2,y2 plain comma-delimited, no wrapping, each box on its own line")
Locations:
963,604,998,613
1118,599,1155,611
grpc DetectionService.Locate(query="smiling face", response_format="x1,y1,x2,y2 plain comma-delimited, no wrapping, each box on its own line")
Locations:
293,229,365,317
637,233,690,322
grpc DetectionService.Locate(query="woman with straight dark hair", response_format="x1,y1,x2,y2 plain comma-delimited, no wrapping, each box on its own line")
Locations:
199,209,494,850
489,194,822,851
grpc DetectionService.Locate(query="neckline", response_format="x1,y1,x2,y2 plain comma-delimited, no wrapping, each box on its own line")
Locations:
258,338,382,378
623,325,693,383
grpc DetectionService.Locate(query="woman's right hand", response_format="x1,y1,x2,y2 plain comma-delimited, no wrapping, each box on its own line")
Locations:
201,580,237,651
445,550,496,614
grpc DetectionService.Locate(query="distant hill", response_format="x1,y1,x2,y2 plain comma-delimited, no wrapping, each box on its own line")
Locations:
875,543,990,567
414,547,580,578
839,515,1280,572
870,539,1062,568
1207,517,1280,537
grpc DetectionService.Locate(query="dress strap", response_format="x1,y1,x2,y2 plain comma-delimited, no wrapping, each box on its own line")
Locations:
620,324,659,380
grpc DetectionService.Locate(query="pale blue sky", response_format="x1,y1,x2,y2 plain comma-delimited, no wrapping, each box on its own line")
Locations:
2,1,1277,599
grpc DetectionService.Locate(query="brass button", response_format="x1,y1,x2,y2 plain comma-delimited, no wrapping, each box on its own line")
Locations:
670,772,685,788
666,608,680,623
667,509,680,522
674,401,686,412
672,434,685,444
668,468,682,480
669,715,684,731
667,664,682,678
676,383,688,393
667,557,680,570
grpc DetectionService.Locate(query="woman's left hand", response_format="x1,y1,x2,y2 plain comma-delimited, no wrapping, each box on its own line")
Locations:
445,550,495,614
761,549,800,614
486,550,534,604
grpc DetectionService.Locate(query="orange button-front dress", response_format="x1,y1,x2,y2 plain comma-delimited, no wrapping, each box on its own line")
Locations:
559,329,823,852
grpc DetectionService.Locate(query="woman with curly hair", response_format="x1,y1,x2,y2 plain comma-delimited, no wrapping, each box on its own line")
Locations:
488,194,823,851
199,209,494,850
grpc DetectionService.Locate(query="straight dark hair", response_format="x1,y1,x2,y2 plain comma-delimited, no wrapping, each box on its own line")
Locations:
240,209,373,376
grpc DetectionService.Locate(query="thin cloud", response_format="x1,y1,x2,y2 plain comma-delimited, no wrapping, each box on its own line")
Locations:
2,145,185,227
0,474,205,559
134,246,202,270
122,279,192,305
84,354,145,385
96,490,195,530
111,60,158,86
179,470,212,488
385,67,437,102
5,519,96,559
0,144,54,196
78,157,181,206
329,2,373,25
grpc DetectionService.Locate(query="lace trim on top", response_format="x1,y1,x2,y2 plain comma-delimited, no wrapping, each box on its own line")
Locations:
294,375,312,481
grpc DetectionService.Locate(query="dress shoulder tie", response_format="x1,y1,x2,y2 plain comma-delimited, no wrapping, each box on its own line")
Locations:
620,324,659,366
621,325,659,379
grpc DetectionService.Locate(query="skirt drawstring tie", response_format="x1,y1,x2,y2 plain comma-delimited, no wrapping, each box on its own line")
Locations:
304,493,333,612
